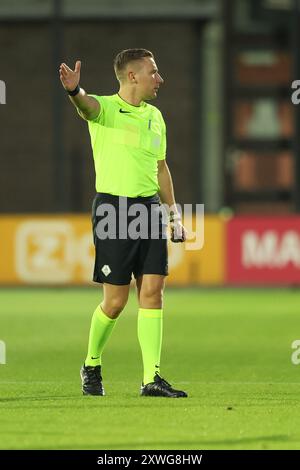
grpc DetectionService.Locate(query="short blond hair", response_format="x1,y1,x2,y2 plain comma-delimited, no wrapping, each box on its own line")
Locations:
113,48,154,81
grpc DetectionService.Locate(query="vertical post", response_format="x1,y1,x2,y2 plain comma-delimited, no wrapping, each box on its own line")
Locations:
52,0,67,211
222,0,234,210
0,80,6,104
200,20,224,212
292,0,300,212
195,20,203,206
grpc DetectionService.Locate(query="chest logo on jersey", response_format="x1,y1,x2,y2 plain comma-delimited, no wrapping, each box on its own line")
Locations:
119,109,131,114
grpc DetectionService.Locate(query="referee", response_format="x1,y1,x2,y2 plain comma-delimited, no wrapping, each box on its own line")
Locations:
59,49,188,398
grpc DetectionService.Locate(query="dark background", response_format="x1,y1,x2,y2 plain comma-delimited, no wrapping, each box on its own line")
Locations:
1,0,300,215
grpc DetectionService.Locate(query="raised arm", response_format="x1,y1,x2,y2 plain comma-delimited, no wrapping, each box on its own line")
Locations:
59,60,100,120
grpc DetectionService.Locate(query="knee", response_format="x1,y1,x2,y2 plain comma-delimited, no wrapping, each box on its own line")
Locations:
101,296,127,319
140,284,164,307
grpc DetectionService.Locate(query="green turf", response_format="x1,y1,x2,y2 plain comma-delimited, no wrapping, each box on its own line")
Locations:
1,287,300,450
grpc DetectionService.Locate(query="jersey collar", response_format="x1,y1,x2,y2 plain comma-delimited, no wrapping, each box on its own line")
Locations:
115,94,146,112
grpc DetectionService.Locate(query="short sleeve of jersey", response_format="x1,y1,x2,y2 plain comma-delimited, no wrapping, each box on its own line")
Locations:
157,112,167,161
76,94,107,124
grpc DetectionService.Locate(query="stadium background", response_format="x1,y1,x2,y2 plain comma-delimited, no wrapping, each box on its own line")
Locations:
1,0,300,451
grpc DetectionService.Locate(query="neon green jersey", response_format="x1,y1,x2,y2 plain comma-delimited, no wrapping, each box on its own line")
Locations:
83,93,166,198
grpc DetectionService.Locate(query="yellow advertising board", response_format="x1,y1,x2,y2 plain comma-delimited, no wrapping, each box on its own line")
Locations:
0,215,225,285
167,215,225,285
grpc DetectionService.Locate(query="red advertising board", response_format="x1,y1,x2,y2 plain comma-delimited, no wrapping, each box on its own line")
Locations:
227,217,300,285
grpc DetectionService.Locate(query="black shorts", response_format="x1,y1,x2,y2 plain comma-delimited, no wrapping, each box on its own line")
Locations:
92,192,168,285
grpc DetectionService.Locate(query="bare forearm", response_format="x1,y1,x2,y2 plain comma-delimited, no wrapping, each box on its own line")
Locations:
158,162,186,242
69,88,99,120
158,164,180,217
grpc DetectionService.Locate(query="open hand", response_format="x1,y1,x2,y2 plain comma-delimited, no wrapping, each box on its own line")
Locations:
59,61,81,92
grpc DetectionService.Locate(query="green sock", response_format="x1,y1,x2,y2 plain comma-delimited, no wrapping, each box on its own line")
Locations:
85,305,117,367
137,308,163,385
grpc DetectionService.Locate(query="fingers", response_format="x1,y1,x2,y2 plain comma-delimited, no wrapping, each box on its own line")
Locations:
59,70,69,89
61,62,73,72
59,61,81,74
59,65,67,81
59,61,80,90
59,68,67,81
59,61,81,91
60,64,71,77
75,60,81,73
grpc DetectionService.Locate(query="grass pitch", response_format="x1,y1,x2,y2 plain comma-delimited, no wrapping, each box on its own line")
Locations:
1,287,300,450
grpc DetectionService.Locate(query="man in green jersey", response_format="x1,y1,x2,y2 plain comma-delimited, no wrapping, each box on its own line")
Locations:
59,49,188,398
